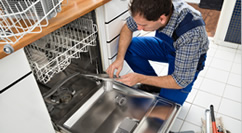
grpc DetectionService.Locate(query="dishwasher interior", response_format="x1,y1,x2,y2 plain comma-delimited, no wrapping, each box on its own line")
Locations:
23,11,181,133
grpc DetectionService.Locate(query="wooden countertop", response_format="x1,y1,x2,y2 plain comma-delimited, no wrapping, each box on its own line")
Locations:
0,0,111,59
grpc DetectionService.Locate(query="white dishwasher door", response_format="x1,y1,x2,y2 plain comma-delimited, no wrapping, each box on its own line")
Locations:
0,74,55,133
0,48,55,133
0,49,31,91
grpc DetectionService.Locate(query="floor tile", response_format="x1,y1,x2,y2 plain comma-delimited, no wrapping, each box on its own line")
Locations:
145,31,155,36
170,118,183,132
185,0,200,4
214,50,235,62
139,31,150,36
140,31,155,37
210,58,233,71
218,98,241,120
193,76,204,89
186,88,198,103
217,114,242,133
199,78,226,96
217,45,237,53
205,55,213,66
205,67,229,83
149,61,167,76
159,65,169,76
223,84,241,102
234,53,241,64
231,63,241,74
236,49,242,54
209,40,218,49
180,122,201,132
177,102,191,120
207,48,216,58
198,66,208,77
227,73,241,87
238,44,242,50
185,105,206,126
193,91,221,111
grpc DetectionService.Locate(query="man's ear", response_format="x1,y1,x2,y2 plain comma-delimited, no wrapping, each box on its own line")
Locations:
159,14,167,25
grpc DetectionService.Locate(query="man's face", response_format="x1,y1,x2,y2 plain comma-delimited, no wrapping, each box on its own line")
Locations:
133,14,166,31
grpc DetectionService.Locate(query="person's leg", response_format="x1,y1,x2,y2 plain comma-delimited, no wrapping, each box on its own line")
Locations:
125,36,169,76
159,54,206,105
159,71,200,105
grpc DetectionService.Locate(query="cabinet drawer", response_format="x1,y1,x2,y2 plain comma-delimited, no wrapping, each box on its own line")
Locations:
107,31,141,59
0,49,31,91
104,0,130,22
107,36,119,59
105,11,130,42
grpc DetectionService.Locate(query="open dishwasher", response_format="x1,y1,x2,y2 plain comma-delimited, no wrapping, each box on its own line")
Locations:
37,72,181,133
23,11,181,133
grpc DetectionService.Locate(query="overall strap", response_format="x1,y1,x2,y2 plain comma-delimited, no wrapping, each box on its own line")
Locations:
172,12,205,41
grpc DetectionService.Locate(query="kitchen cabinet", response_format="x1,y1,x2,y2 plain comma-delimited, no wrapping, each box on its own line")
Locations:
0,1,110,133
0,48,55,133
96,0,137,75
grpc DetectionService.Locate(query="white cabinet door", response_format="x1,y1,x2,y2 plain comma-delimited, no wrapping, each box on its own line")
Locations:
96,1,136,74
104,0,130,22
105,11,130,42
0,74,55,133
0,49,31,91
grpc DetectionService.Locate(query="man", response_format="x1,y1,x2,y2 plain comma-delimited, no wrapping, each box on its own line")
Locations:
106,0,209,105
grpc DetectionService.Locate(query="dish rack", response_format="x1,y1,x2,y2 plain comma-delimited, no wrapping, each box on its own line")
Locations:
24,14,98,83
0,0,63,54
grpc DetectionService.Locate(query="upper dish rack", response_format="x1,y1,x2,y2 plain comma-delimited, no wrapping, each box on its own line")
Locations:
24,14,98,84
0,0,63,54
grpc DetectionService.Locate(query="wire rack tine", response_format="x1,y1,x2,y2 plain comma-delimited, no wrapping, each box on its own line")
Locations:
0,0,64,53
25,14,98,83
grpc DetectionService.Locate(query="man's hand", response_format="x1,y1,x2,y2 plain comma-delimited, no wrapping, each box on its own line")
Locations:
116,72,145,86
106,59,124,78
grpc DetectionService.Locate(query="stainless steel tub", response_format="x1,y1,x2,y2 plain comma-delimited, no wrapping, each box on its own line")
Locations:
47,74,181,133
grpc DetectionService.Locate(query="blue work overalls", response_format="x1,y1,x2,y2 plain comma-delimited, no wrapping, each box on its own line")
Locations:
125,13,206,105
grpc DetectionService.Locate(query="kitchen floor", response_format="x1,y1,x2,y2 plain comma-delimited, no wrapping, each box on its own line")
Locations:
141,1,241,132
169,37,241,133
145,35,241,133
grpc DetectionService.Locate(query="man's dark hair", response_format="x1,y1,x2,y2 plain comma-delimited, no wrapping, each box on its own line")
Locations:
129,0,172,21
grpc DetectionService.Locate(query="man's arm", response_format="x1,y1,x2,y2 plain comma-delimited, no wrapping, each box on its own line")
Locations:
106,24,133,78
116,24,133,61
117,73,182,89
140,75,182,89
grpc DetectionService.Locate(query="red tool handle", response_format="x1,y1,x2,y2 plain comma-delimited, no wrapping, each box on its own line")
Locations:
210,105,218,133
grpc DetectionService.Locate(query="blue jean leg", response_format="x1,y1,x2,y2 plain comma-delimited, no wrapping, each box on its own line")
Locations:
124,36,202,105
159,71,200,105
125,37,169,76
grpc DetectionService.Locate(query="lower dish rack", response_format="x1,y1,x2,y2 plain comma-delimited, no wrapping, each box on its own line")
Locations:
24,14,98,83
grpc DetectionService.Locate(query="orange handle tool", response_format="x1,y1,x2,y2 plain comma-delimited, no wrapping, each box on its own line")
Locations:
210,105,218,133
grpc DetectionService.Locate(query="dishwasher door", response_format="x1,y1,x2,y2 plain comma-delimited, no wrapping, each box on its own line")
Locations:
57,77,181,133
